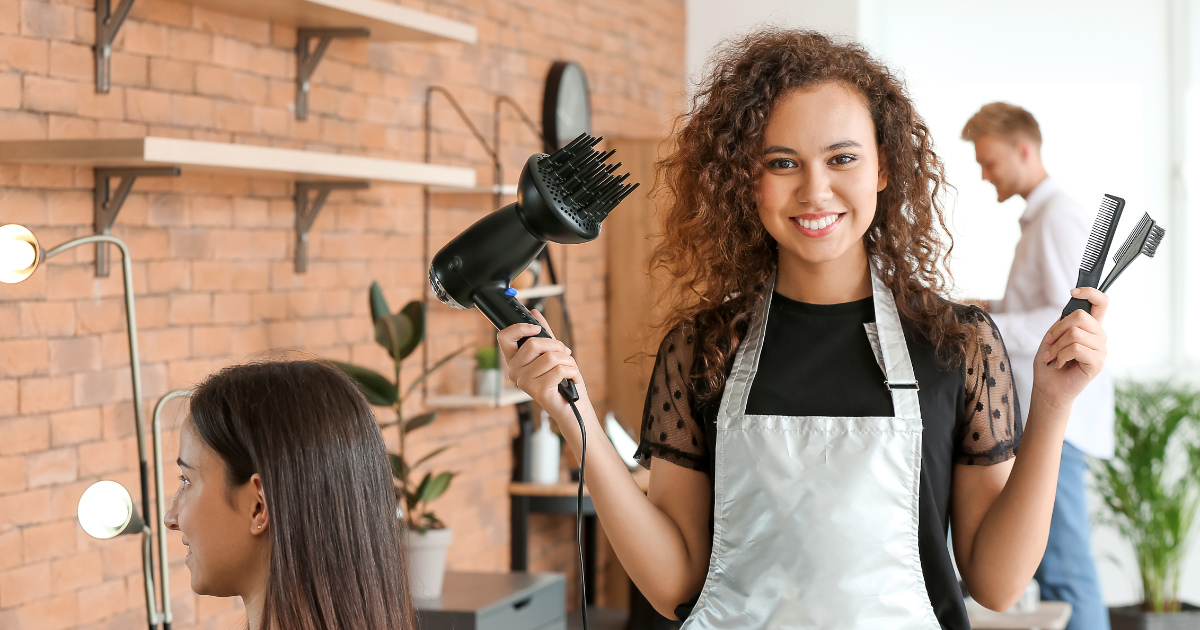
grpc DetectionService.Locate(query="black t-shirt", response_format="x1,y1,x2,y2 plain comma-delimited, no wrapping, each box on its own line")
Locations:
635,293,1022,630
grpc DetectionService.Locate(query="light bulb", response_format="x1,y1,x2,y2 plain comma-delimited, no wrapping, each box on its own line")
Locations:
0,239,35,272
77,480,135,539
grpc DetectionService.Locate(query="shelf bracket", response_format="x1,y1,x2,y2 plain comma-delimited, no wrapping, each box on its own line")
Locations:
296,28,370,120
294,181,370,273
94,167,180,277
94,0,136,93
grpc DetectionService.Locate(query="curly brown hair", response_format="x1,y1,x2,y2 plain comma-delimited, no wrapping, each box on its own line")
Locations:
652,28,973,401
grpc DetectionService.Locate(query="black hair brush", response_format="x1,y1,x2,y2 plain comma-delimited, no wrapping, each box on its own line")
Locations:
1062,194,1124,318
1098,212,1165,292
429,134,639,630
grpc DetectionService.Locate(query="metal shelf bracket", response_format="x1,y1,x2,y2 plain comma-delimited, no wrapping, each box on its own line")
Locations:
94,0,136,93
294,180,369,273
94,167,180,276
296,28,370,120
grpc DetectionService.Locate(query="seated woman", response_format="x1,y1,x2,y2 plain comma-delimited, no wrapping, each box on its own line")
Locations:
164,360,412,630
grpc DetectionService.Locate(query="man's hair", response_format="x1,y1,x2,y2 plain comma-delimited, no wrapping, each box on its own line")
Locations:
961,102,1042,146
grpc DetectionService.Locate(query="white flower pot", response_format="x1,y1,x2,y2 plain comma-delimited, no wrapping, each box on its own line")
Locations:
475,369,501,397
403,527,453,602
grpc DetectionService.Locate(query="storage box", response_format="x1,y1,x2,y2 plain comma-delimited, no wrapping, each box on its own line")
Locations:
416,572,567,630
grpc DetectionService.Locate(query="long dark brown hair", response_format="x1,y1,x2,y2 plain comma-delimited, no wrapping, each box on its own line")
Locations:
653,28,972,400
189,360,413,630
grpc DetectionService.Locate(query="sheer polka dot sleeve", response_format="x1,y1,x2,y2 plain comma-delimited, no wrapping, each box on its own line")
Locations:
956,307,1023,465
634,326,708,472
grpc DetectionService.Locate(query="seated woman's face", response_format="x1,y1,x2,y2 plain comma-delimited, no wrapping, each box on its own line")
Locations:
164,421,269,597
756,82,887,268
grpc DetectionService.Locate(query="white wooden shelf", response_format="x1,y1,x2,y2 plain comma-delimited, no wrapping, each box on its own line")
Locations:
427,184,518,195
188,0,476,43
425,389,532,409
0,138,476,188
515,284,564,300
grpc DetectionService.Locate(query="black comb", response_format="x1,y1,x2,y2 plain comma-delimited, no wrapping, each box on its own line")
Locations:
1061,194,1123,317
1098,213,1165,292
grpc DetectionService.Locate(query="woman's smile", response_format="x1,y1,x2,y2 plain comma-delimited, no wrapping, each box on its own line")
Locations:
791,212,846,237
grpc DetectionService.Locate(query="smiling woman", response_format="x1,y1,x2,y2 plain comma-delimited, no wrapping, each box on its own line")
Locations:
163,360,413,630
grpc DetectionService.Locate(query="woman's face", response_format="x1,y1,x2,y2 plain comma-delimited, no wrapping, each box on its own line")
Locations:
757,82,887,268
163,420,269,597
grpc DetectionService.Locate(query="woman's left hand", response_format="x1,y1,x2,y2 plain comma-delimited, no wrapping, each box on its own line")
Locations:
1030,287,1108,411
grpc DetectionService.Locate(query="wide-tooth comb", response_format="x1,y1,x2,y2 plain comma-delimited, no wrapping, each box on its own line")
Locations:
1061,194,1124,318
545,134,639,219
1098,213,1165,292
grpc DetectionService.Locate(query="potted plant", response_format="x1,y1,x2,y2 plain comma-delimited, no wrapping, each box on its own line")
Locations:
1095,380,1200,629
474,345,501,397
333,282,464,602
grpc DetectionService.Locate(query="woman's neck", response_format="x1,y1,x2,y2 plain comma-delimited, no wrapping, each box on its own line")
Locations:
774,243,872,305
243,583,266,630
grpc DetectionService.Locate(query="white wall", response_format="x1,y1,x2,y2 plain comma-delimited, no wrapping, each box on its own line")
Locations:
686,0,1200,608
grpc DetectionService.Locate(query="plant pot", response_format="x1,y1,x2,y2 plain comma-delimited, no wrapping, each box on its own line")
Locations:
1110,603,1200,630
403,527,453,602
475,369,501,397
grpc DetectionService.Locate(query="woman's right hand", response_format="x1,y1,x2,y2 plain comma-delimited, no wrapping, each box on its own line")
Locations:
497,309,591,432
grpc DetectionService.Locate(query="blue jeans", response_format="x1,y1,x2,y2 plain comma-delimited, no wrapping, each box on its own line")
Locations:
1034,441,1109,630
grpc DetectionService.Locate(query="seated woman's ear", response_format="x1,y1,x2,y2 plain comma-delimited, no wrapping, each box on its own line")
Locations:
242,473,269,536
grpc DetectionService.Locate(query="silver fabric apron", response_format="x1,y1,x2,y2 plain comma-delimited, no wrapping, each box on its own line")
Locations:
681,265,940,630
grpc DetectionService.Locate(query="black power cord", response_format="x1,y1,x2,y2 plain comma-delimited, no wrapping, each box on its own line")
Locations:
558,381,588,630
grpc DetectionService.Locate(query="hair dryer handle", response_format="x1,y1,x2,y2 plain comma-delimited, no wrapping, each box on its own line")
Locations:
473,284,579,403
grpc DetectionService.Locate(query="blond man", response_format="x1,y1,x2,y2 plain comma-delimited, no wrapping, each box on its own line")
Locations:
962,102,1113,630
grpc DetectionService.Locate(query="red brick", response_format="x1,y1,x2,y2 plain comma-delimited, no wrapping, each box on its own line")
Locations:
15,591,77,630
50,550,102,593
191,325,232,356
109,52,148,87
77,439,126,477
0,71,20,108
0,560,50,606
77,578,127,624
19,376,72,414
252,105,289,136
139,327,190,363
20,1,74,40
168,293,212,325
21,520,76,562
23,75,77,114
0,109,47,139
0,338,49,377
145,259,190,292
0,1,15,35
75,298,124,335
173,93,214,127
0,455,23,494
73,367,132,407
0,415,47,456
76,83,126,119
125,87,171,124
0,380,16,418
149,57,195,93
0,487,52,527
212,292,250,324
118,20,167,56
26,446,76,488
168,28,212,63
49,336,101,375
215,100,254,133
0,34,48,73
0,529,20,571
195,64,233,98
137,0,192,28
50,407,101,446
47,113,97,139
48,40,92,81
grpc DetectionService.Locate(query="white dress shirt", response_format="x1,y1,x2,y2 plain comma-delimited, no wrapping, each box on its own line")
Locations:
988,177,1115,459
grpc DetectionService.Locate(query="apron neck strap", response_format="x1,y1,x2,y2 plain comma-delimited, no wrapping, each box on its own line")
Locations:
716,263,922,420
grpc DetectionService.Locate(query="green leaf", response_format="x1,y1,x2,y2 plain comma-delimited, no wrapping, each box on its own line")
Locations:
331,361,398,406
374,313,413,361
368,281,390,325
475,345,499,370
412,446,451,469
396,301,425,361
402,411,438,435
388,453,408,481
420,472,454,504
405,346,469,398
413,473,432,503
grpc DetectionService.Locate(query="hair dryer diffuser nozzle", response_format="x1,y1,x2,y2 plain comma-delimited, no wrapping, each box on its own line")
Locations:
517,133,639,244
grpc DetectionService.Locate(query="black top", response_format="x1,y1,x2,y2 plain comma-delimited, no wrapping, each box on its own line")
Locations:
634,293,1022,630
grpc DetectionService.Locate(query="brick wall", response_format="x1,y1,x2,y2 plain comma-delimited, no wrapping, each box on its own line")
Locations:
0,0,685,628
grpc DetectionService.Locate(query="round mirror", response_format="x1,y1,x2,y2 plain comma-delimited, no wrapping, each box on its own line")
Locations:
0,224,40,284
78,480,139,539
542,61,592,154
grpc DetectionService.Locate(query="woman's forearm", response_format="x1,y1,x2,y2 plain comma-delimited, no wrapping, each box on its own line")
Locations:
549,401,710,616
962,393,1070,608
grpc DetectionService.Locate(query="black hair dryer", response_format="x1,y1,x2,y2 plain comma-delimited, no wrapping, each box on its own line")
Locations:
428,133,638,401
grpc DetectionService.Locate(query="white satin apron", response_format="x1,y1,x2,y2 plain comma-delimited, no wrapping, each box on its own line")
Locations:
680,266,940,630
